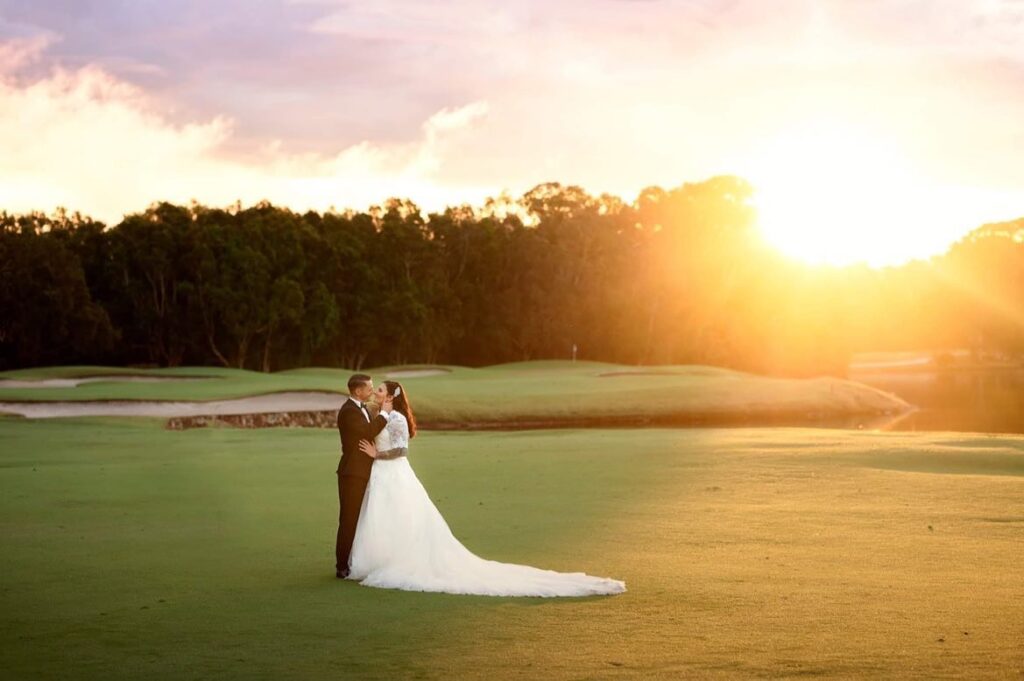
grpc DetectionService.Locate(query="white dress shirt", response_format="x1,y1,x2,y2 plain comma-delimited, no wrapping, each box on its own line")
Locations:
348,396,390,422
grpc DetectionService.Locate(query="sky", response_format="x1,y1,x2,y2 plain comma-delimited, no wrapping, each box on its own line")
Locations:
1,0,1023,264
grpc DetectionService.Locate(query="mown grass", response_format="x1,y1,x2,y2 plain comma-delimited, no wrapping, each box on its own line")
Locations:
0,361,907,423
2,417,1021,679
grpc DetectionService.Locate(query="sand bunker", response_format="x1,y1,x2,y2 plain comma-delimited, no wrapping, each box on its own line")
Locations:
0,375,212,389
0,391,345,419
598,371,686,378
848,357,933,371
385,369,450,378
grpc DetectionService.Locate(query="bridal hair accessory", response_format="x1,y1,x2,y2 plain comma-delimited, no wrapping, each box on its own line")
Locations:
394,387,402,397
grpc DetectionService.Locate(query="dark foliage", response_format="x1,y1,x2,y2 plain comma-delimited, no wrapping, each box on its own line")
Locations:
2,181,1020,374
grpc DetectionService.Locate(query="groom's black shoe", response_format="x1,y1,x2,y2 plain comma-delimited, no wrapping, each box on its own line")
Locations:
336,569,349,579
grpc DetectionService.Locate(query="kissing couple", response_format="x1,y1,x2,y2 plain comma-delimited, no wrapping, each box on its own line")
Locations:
333,373,626,597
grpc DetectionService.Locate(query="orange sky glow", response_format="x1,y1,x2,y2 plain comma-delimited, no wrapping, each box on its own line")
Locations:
1,0,1022,266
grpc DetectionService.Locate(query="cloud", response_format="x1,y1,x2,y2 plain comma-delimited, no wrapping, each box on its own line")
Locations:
0,32,54,72
0,36,493,222
0,0,1021,250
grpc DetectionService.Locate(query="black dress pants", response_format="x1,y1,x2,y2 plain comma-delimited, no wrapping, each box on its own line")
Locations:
336,473,369,574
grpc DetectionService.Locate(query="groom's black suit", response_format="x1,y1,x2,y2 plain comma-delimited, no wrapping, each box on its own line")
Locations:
335,398,388,575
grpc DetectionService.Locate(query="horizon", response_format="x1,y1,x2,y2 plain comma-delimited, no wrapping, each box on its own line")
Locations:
8,179,1023,270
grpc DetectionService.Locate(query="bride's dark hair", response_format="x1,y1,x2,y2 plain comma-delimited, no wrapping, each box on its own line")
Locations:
383,380,417,438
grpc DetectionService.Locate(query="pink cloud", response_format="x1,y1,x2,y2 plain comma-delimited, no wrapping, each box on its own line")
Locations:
0,36,494,221
0,0,1021,250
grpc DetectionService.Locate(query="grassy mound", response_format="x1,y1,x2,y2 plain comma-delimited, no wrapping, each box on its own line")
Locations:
1,418,1021,679
0,362,908,426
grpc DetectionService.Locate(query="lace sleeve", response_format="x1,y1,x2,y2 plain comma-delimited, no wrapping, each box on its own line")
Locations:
377,412,410,459
388,413,410,448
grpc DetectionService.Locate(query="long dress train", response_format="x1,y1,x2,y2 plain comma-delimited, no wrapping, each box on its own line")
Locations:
347,412,626,597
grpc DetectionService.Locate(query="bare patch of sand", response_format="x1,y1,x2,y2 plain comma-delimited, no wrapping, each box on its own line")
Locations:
0,376,212,389
385,369,451,378
597,371,686,378
0,391,344,419
848,357,933,371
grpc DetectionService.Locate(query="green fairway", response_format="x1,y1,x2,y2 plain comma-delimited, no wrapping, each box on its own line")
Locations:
0,361,906,424
2,417,1022,679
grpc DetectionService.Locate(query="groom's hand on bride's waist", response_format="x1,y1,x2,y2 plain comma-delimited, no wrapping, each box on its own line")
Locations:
359,439,379,458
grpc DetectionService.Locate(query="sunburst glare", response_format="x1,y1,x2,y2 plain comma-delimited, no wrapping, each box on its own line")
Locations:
740,122,969,267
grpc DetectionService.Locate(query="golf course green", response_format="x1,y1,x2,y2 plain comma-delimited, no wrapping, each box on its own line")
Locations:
2,415,1021,679
0,361,907,426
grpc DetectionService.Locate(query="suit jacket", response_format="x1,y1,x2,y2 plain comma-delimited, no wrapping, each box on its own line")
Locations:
336,398,388,479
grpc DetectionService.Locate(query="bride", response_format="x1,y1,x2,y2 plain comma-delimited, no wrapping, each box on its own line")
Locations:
347,380,626,597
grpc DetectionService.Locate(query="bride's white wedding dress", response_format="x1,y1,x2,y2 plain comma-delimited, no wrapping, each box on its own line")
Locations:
347,411,626,597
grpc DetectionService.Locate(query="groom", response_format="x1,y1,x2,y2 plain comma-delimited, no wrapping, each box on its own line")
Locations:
335,373,392,578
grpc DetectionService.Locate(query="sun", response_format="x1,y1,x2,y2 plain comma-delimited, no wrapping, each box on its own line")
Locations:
739,121,963,267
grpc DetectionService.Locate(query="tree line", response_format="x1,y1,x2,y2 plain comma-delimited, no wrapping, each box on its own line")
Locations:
1,177,1021,374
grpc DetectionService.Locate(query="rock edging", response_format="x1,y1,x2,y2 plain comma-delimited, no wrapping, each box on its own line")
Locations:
167,410,336,430
165,406,913,431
